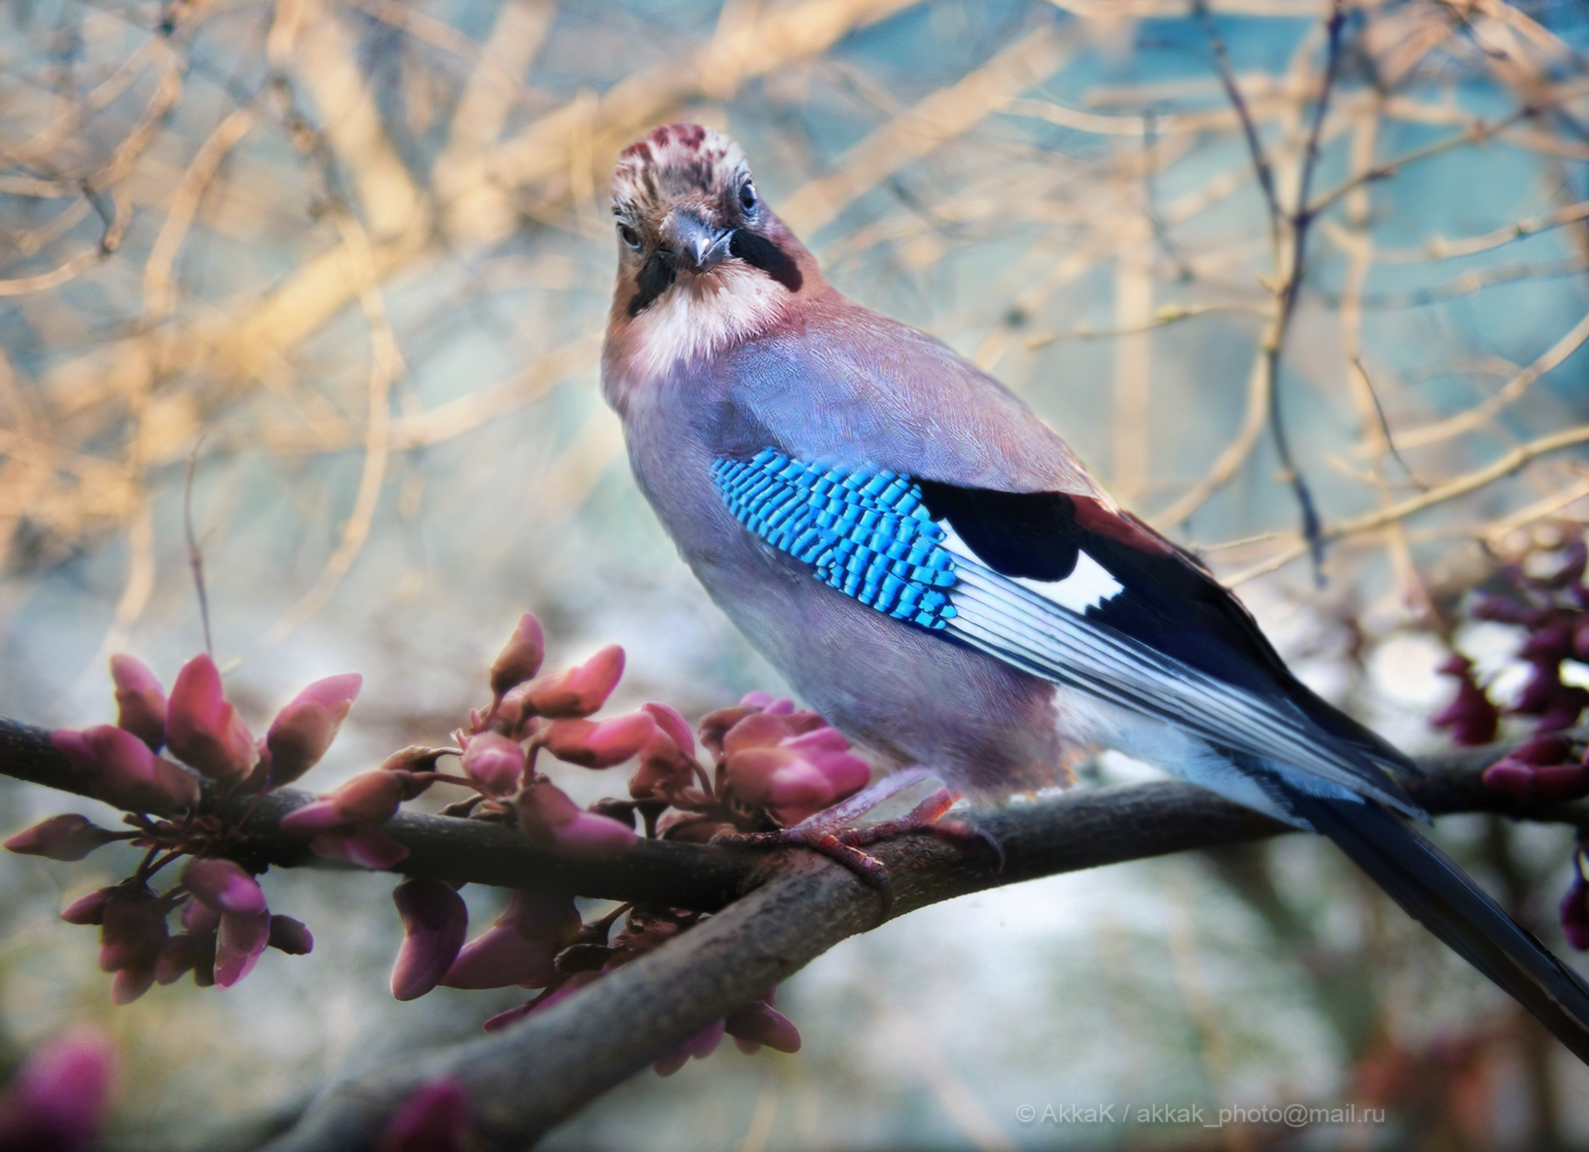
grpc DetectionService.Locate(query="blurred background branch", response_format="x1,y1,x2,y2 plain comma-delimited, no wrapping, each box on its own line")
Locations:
4,0,1589,1148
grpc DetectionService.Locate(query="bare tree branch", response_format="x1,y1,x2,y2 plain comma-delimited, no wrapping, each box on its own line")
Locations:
3,712,1586,1150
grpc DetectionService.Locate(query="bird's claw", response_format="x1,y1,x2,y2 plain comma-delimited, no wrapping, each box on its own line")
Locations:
712,778,1003,925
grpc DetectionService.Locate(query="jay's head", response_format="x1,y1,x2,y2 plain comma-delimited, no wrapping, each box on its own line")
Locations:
608,124,814,327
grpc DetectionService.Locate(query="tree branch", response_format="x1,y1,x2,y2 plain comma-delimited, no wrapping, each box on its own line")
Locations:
4,713,1589,1149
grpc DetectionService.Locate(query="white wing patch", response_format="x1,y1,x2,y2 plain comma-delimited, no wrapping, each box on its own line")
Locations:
1015,549,1124,614
937,523,1124,615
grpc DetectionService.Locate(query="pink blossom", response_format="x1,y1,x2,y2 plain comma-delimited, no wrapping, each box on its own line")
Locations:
267,915,314,955
724,999,801,1054
516,780,636,858
442,891,580,991
379,1078,469,1152
182,858,267,916
1563,871,1589,951
263,673,363,786
153,934,208,985
215,909,271,987
642,701,695,757
280,769,429,837
110,654,166,752
61,888,115,926
48,729,100,779
460,732,525,796
0,1025,116,1152
181,898,221,934
309,823,410,869
523,645,625,719
653,1018,727,1077
390,880,468,1001
1482,736,1589,800
715,709,870,823
4,815,118,862
628,726,693,800
110,967,155,1006
483,971,600,1031
165,654,258,780
490,613,546,701
541,714,656,769
98,890,165,1001
80,725,201,813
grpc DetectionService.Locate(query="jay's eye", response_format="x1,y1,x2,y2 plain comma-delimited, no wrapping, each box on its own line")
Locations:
739,181,757,212
618,223,642,251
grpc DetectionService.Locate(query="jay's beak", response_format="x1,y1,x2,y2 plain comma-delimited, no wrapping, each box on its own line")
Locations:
663,209,733,274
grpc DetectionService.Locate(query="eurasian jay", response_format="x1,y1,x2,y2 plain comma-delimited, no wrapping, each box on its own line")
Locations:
600,123,1589,1060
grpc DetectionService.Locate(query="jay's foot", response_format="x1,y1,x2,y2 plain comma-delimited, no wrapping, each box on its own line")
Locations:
713,769,1003,922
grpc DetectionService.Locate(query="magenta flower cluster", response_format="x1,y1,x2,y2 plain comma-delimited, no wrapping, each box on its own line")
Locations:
6,653,357,1001
1430,525,1589,951
378,612,865,1076
0,1026,116,1152
8,609,871,1092
1430,528,1589,799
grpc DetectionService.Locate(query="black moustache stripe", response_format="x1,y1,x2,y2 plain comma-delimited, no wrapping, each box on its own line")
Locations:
627,253,677,317
730,230,803,293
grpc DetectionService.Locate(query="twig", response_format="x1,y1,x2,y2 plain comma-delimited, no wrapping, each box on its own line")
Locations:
1228,422,1589,584
183,439,213,658
1,709,1584,1149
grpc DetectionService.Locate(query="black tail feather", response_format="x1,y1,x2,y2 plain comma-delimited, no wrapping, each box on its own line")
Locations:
1285,789,1589,1064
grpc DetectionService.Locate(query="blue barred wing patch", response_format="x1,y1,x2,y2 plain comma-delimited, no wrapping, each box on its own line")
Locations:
712,449,958,629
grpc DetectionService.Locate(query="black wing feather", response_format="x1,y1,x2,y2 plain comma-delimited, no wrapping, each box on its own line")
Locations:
915,481,1415,775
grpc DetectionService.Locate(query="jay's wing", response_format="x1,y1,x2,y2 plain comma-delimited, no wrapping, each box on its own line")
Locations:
713,448,1589,1064
713,448,1421,817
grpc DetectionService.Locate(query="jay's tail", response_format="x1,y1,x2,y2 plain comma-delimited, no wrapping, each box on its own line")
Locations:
1283,787,1589,1062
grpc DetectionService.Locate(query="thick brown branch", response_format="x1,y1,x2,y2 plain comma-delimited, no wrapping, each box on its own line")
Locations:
3,713,1586,1150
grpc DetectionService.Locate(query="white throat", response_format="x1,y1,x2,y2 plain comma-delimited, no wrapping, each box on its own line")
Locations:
627,263,789,380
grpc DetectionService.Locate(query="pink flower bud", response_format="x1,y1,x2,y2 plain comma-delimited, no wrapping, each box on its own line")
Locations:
49,729,100,779
1430,665,1500,747
390,880,468,1001
154,934,205,985
653,1019,726,1077
1483,758,1589,801
0,1026,116,1152
490,614,545,700
460,732,526,796
182,858,267,916
81,725,200,813
110,654,166,752
165,654,258,780
5,815,118,862
380,1079,469,1152
309,823,410,870
641,702,695,758
99,890,165,974
62,888,115,926
281,769,429,837
268,915,314,955
724,1000,801,1053
110,966,155,1006
522,645,625,719
215,909,271,987
628,728,692,800
1513,736,1572,766
1563,873,1589,950
442,891,579,990
728,750,822,806
264,673,362,785
181,898,221,934
515,780,636,858
1522,624,1575,664
541,714,656,769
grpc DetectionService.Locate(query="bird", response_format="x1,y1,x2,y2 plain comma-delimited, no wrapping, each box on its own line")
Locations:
599,122,1589,1062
